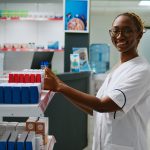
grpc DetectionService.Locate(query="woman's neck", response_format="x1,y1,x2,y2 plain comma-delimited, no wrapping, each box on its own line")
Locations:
120,51,139,63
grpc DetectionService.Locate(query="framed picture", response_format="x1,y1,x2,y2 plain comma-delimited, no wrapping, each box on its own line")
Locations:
64,0,90,33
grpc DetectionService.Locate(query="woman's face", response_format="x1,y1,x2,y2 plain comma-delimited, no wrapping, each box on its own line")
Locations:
110,15,141,53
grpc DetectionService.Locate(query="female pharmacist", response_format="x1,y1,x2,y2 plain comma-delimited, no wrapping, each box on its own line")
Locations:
44,12,150,150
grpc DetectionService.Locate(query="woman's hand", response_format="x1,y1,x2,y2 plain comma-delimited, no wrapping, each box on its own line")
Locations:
44,67,63,92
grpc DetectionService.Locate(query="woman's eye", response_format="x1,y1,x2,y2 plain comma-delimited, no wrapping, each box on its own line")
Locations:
112,30,119,33
124,28,132,33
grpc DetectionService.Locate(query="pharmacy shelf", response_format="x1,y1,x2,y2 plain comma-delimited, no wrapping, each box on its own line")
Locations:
0,48,64,52
0,17,63,21
0,90,55,117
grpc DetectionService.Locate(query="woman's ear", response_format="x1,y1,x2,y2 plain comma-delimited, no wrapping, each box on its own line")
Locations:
137,32,143,40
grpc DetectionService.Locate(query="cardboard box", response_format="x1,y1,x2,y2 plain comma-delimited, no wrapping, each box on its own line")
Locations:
35,117,48,134
26,117,38,131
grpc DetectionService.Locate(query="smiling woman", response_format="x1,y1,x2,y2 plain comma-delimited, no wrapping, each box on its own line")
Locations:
44,12,150,150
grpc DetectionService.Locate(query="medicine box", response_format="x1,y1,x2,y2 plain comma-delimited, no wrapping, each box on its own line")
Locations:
25,131,35,150
26,117,38,131
0,131,11,150
17,131,28,150
8,131,18,150
35,117,48,135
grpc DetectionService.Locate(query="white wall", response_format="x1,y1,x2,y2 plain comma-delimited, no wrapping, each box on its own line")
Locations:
90,12,119,68
139,29,150,62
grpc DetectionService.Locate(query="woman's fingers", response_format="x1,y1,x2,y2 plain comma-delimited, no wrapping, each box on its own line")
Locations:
44,68,51,90
44,67,60,91
44,76,52,90
45,67,50,76
44,68,55,90
45,67,55,78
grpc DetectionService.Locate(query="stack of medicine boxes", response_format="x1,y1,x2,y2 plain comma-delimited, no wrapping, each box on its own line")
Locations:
0,117,49,150
0,69,44,104
26,117,49,145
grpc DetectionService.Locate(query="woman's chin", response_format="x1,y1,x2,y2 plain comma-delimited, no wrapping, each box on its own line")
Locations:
116,46,128,53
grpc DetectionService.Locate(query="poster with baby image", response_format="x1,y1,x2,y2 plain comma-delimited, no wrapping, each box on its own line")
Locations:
72,47,91,71
64,0,90,33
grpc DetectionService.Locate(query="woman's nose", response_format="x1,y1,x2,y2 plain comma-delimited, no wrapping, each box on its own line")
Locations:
116,31,125,38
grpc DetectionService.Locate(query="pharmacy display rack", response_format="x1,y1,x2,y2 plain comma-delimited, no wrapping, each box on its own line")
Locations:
0,78,56,150
0,90,55,118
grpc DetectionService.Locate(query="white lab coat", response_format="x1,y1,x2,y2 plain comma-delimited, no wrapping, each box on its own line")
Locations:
92,56,150,150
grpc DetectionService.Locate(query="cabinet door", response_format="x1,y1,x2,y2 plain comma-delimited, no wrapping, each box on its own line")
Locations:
45,72,90,150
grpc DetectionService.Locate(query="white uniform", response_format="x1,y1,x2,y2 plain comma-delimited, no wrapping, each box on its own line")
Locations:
92,56,150,150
